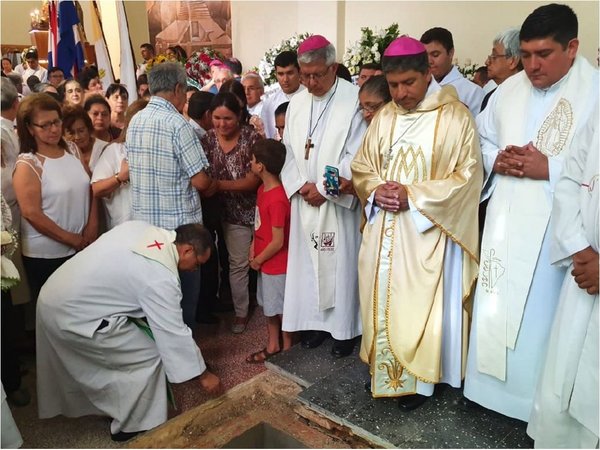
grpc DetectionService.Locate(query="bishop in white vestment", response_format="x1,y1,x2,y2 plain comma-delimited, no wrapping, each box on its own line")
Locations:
464,4,599,421
352,36,482,409
280,36,366,355
36,221,219,439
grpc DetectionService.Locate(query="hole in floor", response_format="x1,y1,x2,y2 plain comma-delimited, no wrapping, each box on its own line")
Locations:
222,422,308,449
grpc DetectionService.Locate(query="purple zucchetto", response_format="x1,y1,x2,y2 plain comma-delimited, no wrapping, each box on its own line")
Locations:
298,35,331,55
383,36,426,57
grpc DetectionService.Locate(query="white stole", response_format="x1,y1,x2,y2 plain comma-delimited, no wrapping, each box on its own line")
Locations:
477,56,597,380
286,79,358,310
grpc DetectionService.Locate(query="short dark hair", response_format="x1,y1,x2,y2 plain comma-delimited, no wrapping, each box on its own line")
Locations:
224,58,243,75
186,85,199,93
336,64,352,82
274,51,300,71
48,67,64,77
136,74,148,87
420,27,454,52
382,52,429,75
62,105,93,132
26,75,41,92
520,3,578,48
84,95,111,114
251,139,286,176
175,223,213,255
25,49,38,60
140,43,155,54
78,66,99,90
105,83,129,100
188,91,214,120
359,62,381,72
274,101,289,118
359,75,391,103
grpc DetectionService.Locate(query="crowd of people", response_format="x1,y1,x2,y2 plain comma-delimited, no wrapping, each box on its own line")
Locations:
0,2,598,448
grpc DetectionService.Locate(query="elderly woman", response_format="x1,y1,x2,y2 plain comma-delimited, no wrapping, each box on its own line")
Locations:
12,94,98,312
105,83,129,133
201,92,261,333
91,98,148,230
84,95,119,142
358,75,391,125
60,79,85,107
62,106,109,173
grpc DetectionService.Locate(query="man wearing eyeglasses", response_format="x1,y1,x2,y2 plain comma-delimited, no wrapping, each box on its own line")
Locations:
464,3,599,425
36,221,221,442
280,35,366,359
420,27,484,115
480,27,523,111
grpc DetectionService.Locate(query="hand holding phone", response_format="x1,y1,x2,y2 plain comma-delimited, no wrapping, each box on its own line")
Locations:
324,165,340,197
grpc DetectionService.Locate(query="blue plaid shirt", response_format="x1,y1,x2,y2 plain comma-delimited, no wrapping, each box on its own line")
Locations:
127,96,209,229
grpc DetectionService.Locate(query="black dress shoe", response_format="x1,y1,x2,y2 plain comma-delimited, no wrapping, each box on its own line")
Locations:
397,394,428,411
301,330,329,349
111,430,144,442
196,313,220,324
331,338,355,358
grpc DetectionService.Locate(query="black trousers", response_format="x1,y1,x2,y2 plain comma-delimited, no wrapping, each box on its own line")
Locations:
21,255,72,305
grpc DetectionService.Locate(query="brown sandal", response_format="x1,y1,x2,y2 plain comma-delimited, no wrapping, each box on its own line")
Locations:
245,347,280,364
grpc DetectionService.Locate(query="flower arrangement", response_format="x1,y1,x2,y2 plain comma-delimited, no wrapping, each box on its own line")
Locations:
145,54,169,73
457,61,480,80
343,23,401,76
258,32,312,86
185,47,226,87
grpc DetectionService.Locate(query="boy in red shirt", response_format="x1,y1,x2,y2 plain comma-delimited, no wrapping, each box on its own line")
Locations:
246,139,293,363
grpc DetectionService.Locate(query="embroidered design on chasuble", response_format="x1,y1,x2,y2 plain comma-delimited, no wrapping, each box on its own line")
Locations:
536,98,573,156
371,144,428,397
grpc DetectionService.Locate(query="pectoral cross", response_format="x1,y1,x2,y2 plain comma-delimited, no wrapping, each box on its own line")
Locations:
304,138,314,160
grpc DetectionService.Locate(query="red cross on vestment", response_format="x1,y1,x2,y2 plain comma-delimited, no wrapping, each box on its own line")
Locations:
147,240,164,250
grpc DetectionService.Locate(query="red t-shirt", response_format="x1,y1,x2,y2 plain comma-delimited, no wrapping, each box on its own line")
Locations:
254,184,290,275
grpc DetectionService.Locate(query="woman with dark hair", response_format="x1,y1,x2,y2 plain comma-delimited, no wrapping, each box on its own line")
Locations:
60,79,84,107
200,92,261,334
220,79,265,137
91,98,148,230
166,45,188,63
62,106,108,173
105,84,129,132
12,94,98,313
358,74,391,125
84,95,119,142
78,66,103,99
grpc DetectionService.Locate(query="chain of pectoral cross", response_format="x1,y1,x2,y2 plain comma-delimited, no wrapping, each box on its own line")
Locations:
305,78,339,160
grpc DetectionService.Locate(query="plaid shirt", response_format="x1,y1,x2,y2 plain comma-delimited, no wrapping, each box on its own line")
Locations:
127,96,208,229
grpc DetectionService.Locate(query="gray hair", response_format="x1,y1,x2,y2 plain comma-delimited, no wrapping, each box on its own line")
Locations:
32,82,54,93
494,27,521,58
6,72,23,93
175,223,213,255
148,62,187,95
241,72,264,87
298,43,336,66
1,77,19,110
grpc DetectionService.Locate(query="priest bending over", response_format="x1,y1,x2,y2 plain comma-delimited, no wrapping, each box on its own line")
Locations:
36,221,220,441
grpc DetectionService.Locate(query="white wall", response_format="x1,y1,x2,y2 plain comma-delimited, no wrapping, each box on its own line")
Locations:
231,0,599,70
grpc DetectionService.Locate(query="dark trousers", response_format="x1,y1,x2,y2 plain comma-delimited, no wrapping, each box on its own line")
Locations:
2,291,21,392
22,255,72,305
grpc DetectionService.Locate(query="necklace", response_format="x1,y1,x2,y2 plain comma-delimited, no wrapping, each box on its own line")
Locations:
304,79,339,160
383,112,425,170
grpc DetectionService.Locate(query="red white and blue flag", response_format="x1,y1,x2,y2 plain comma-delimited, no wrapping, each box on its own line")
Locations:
47,0,85,78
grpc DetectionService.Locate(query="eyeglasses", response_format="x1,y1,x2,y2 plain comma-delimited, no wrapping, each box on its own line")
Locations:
359,102,384,114
299,67,331,82
487,54,509,61
30,118,62,131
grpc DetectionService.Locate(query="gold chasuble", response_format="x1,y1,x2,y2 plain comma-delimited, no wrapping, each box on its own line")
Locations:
351,85,482,397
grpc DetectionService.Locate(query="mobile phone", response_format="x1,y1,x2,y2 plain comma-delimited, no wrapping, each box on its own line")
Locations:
324,165,340,197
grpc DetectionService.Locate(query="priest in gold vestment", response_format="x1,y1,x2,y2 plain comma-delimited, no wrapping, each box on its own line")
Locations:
351,36,482,410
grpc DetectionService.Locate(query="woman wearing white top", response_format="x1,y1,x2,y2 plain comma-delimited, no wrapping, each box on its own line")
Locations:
62,106,108,173
12,94,98,308
91,98,148,230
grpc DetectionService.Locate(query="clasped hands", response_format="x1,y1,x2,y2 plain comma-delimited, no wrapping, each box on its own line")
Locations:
300,177,354,207
493,142,549,180
572,246,599,295
374,181,409,213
